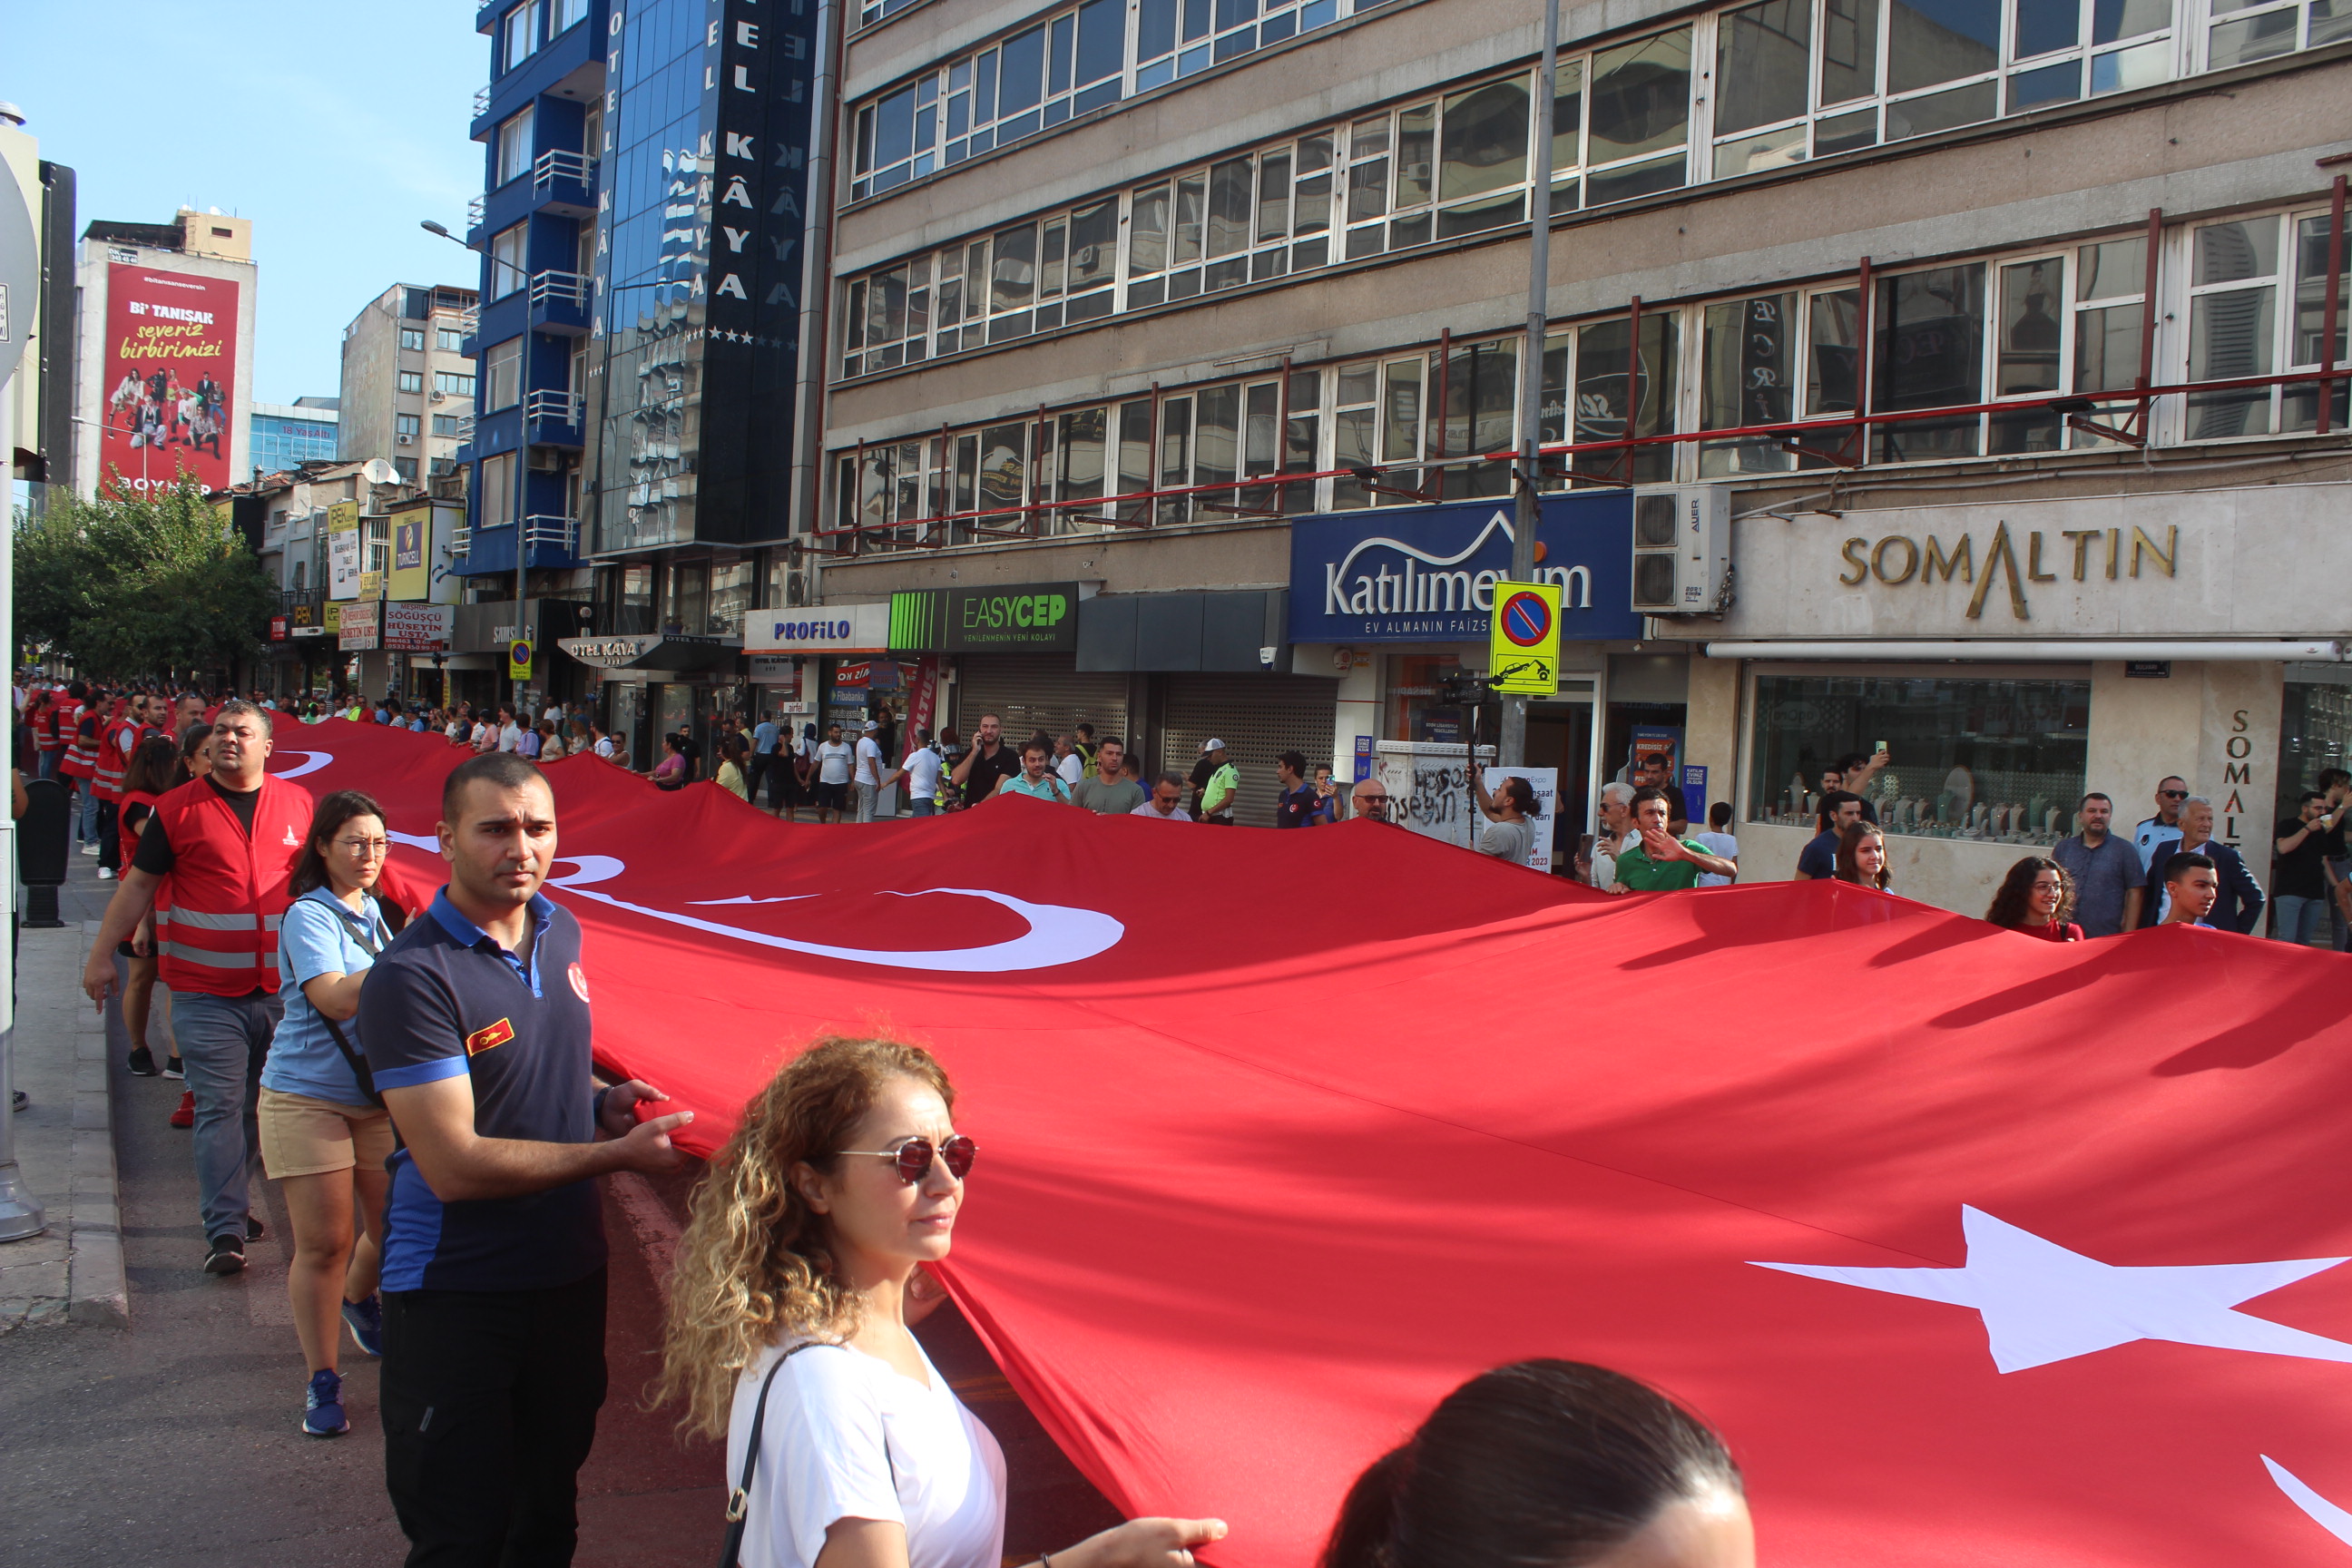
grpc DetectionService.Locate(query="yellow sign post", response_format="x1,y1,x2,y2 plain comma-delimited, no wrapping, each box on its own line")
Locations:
507,639,535,682
1487,581,1562,696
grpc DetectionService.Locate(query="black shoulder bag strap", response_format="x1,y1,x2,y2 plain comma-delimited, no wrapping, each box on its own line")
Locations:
719,1342,900,1568
316,895,393,1111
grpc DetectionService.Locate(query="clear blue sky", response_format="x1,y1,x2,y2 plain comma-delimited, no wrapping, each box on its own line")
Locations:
8,1,489,405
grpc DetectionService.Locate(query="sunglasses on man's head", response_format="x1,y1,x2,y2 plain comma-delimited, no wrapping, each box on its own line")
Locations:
838,1134,977,1185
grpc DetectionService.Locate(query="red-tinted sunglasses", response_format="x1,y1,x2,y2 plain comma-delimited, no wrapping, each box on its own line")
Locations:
838,1135,977,1185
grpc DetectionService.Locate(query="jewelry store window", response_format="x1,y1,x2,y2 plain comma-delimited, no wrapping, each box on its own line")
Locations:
1749,672,2088,846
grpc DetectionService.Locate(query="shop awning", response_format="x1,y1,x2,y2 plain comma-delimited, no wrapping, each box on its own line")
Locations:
556,633,740,671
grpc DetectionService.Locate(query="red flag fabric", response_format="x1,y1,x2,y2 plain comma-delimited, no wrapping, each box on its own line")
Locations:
272,720,2352,1566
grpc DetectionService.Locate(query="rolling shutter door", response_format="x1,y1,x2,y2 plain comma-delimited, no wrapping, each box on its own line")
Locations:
1161,673,1338,828
953,655,1130,749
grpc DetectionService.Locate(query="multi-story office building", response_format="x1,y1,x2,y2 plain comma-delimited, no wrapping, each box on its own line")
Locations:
338,282,480,491
454,0,821,749
812,0,2352,897
249,397,340,476
69,207,255,501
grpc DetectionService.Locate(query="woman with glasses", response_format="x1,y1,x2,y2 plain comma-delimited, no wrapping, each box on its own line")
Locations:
259,789,406,1438
660,1036,1222,1568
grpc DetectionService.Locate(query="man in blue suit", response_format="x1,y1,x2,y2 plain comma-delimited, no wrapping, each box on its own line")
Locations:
2141,795,2266,933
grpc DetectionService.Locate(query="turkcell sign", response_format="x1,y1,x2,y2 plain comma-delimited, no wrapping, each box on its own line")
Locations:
1288,494,1638,644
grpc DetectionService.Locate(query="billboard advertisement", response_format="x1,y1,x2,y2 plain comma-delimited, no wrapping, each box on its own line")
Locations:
327,501,362,600
98,264,239,497
388,504,431,602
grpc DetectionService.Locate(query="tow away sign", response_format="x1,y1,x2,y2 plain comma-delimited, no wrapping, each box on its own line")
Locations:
1488,582,1561,695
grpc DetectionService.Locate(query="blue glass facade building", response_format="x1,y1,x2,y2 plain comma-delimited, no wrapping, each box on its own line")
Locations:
458,0,819,586
249,401,340,475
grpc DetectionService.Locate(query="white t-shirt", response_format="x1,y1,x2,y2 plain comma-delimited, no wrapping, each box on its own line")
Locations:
1055,753,1085,787
727,1339,1005,1568
904,748,944,801
498,722,523,753
1131,801,1192,821
818,740,855,786
1693,830,1739,887
855,736,884,786
594,736,616,760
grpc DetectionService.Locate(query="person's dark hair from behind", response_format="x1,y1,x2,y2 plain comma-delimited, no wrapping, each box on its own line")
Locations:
441,751,548,824
1708,801,1733,831
2166,850,2217,883
1321,1359,1748,1568
1500,776,1536,815
121,735,182,798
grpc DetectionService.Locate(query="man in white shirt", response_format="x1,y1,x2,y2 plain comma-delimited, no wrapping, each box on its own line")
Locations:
1054,734,1086,789
886,727,946,818
1579,781,1638,889
853,721,887,823
1131,772,1192,821
814,722,855,824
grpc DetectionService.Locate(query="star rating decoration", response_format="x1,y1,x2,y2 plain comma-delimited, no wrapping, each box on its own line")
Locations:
1753,1206,2352,1373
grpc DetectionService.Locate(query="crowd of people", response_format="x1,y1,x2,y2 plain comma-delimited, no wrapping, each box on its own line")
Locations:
34,682,1754,1568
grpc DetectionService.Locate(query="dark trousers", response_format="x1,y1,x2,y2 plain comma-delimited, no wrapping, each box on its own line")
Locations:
381,1269,609,1568
95,799,120,872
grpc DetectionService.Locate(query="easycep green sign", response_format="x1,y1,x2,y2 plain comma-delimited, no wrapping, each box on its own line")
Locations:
887,583,1080,652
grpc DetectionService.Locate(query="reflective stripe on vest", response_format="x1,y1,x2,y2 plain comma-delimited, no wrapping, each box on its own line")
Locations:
151,775,312,997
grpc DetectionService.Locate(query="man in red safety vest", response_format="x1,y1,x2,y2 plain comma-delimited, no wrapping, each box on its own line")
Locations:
83,699,315,1273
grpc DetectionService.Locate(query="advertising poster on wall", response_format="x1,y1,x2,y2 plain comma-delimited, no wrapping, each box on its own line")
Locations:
98,264,239,497
388,505,431,601
327,501,362,600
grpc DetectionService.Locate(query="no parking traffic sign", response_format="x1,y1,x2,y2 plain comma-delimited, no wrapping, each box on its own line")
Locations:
1488,582,1561,696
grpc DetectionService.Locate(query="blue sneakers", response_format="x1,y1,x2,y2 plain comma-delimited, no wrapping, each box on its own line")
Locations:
303,1369,349,1437
340,1294,385,1358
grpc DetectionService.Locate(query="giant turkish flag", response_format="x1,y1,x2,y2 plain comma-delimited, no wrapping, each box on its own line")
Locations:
274,721,2352,1565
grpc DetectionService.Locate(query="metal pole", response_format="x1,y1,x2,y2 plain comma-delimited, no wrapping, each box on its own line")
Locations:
1501,0,1558,770
0,358,45,1241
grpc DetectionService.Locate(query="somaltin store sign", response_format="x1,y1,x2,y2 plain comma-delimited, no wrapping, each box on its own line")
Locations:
1288,494,1638,645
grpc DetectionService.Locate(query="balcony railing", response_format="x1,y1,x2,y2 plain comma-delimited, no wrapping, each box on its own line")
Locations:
523,514,577,554
472,84,491,117
533,148,594,193
529,270,587,308
525,388,583,426
456,412,476,446
466,193,485,233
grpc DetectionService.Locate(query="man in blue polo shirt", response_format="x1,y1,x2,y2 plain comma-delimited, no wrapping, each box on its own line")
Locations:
360,751,691,1567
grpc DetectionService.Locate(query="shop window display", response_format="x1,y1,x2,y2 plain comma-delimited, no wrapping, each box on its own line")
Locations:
1749,674,2088,847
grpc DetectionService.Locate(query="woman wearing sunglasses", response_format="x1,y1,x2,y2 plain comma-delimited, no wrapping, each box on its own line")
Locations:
661,1036,1224,1568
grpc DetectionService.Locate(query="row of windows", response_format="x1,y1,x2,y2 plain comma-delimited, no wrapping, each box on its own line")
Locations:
842,0,2347,353
394,415,469,438
397,327,472,354
495,0,594,79
397,370,481,397
832,204,2350,539
849,0,1402,198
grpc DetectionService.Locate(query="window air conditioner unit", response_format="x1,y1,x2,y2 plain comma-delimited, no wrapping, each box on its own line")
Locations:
429,390,446,402
528,448,564,473
397,434,415,445
1629,485,1733,616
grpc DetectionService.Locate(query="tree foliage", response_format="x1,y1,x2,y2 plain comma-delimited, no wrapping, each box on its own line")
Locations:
13,475,277,682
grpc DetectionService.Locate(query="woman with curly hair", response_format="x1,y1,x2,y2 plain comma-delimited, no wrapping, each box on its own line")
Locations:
1985,857,2082,941
659,1036,1223,1568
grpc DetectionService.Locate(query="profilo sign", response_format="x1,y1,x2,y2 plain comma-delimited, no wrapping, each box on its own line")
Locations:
888,584,1080,652
743,603,889,654
1288,495,1639,645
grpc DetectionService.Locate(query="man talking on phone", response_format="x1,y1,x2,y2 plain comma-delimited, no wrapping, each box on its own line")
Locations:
362,752,692,1566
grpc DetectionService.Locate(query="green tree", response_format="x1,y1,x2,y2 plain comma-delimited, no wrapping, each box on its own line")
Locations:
12,475,276,681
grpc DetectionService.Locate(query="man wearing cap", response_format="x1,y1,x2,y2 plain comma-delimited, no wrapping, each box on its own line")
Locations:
1191,740,1240,826
853,720,887,823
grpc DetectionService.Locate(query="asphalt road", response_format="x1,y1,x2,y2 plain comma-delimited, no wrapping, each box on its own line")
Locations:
0,854,1118,1568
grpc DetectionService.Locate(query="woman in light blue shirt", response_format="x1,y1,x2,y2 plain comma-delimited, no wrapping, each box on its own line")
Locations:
257,789,405,1438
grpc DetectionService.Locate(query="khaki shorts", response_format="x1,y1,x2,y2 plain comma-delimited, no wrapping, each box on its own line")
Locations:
258,1085,396,1180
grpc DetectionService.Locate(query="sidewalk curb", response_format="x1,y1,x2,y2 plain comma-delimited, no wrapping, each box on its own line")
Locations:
67,921,127,1328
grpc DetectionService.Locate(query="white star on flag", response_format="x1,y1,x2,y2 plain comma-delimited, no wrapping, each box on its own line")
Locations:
1752,1206,2352,1373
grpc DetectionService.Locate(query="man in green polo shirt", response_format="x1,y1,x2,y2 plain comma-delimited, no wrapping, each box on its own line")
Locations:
1611,786,1738,893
